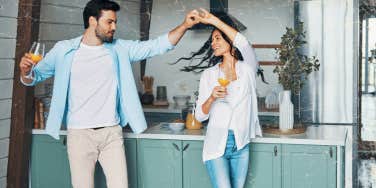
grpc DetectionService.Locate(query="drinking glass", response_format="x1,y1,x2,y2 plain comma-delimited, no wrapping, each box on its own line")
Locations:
25,42,45,79
217,65,232,103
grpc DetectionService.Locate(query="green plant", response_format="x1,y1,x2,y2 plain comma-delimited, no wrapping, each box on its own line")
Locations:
273,22,320,94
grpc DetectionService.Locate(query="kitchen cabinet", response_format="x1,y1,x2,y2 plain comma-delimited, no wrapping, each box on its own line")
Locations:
246,143,340,188
31,135,71,188
182,141,212,188
137,139,211,188
246,143,282,188
30,129,345,188
95,138,138,188
282,144,337,188
125,138,138,188
30,135,137,188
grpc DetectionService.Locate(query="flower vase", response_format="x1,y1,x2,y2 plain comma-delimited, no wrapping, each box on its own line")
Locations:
279,90,294,130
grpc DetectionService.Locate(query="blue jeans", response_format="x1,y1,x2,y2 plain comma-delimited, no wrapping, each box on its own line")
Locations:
205,130,249,188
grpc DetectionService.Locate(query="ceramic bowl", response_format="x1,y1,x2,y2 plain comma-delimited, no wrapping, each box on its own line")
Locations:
168,122,185,131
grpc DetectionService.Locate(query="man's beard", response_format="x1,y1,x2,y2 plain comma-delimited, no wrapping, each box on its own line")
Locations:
95,27,114,43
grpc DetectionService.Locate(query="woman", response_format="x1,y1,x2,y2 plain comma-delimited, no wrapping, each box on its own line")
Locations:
177,9,263,188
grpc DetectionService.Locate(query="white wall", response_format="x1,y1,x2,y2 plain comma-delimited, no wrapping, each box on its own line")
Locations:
146,0,294,103
0,0,19,187
36,0,294,102
230,0,294,96
36,0,141,96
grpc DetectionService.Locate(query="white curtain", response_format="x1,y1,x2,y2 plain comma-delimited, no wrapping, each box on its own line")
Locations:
300,0,354,123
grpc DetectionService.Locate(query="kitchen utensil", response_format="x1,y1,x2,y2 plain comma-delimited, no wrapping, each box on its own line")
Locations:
156,86,167,101
141,76,155,105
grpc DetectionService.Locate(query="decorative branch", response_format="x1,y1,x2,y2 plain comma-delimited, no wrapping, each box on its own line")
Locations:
273,22,320,94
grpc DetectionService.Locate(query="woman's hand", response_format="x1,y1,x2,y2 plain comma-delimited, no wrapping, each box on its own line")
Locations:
183,9,200,29
211,86,227,100
197,8,238,42
201,86,227,114
197,8,219,25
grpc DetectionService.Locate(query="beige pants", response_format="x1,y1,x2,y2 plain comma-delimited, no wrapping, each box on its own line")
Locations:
67,125,128,188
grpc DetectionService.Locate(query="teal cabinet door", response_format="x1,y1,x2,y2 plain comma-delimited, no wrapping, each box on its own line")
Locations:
138,139,183,188
94,163,106,188
94,138,137,188
125,138,138,188
31,135,72,188
182,141,211,188
246,143,282,188
282,145,337,188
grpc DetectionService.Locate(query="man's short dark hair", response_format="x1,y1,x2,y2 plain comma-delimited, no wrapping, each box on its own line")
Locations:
83,0,120,29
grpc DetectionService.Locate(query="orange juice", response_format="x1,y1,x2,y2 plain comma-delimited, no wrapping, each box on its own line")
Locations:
30,53,43,64
218,78,230,87
185,113,202,130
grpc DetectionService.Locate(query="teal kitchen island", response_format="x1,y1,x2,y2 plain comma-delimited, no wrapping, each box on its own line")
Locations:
30,124,348,188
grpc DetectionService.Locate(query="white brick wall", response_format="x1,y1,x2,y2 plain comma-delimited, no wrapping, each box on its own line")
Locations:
0,0,19,187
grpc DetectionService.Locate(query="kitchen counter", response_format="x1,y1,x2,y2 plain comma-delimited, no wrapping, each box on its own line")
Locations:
126,123,348,146
32,124,348,146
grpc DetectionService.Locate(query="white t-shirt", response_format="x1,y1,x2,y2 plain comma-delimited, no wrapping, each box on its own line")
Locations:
66,42,119,129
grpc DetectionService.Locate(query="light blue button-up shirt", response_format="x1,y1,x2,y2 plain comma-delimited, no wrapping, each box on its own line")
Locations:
22,33,174,139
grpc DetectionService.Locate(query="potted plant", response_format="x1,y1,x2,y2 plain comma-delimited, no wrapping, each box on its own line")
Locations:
273,22,320,130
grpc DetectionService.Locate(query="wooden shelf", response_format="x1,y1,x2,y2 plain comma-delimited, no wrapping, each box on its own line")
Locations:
259,61,282,66
251,44,282,66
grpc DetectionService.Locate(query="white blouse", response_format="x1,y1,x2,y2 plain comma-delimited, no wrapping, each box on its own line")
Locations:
195,32,263,162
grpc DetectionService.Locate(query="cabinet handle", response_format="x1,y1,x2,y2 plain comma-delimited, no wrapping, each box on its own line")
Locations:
62,137,67,146
274,146,278,156
182,144,190,151
329,147,333,158
172,143,180,151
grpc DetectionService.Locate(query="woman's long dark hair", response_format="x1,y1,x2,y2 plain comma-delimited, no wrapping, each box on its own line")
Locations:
174,28,243,72
172,13,268,83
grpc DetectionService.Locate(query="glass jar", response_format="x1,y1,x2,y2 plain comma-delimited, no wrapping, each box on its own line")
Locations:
185,106,202,130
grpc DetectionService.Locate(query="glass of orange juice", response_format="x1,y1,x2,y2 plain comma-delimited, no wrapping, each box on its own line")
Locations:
217,65,231,103
25,42,45,79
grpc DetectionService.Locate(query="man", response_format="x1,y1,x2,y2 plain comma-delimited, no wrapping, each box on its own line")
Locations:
19,0,200,187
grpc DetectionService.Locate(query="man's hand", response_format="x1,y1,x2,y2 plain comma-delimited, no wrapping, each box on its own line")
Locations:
196,8,218,25
19,53,35,84
20,53,34,76
168,9,201,46
182,9,200,29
